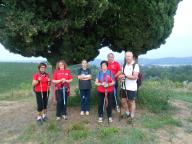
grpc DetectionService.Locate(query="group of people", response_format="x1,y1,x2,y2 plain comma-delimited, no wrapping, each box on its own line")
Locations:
32,51,140,125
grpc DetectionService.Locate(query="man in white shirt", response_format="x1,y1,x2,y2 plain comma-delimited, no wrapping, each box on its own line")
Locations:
119,51,139,122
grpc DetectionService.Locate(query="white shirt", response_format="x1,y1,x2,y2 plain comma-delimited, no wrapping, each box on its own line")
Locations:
121,63,139,91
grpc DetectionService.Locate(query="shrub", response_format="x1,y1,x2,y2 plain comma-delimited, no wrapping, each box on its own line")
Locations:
138,80,173,113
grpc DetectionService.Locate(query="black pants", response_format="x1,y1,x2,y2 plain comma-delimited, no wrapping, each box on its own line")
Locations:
56,88,68,117
35,92,48,112
98,92,113,118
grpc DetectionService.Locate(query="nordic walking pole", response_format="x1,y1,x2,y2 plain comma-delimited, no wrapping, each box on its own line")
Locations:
113,85,120,112
62,83,66,106
119,81,123,121
104,77,109,125
39,78,44,119
46,79,51,107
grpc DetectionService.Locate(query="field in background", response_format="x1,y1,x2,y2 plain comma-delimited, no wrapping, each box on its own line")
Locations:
0,62,192,144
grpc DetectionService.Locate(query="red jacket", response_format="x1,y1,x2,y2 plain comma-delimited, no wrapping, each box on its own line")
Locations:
108,61,121,80
33,73,49,92
97,70,114,93
52,69,73,90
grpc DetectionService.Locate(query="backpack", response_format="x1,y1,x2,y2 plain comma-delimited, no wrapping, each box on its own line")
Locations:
133,64,143,88
122,63,143,89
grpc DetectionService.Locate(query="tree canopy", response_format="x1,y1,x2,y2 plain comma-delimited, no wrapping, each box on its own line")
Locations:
0,0,181,65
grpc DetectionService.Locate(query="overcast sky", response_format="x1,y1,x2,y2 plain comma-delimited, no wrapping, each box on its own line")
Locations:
0,0,191,61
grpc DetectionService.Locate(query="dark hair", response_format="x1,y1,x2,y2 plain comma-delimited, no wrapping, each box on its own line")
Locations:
100,60,108,67
38,62,47,70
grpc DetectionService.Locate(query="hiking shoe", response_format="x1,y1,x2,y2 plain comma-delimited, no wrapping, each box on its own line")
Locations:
56,117,61,121
37,119,43,125
109,117,113,123
42,116,48,122
127,117,134,124
85,111,89,116
98,117,103,123
62,115,68,120
121,113,130,119
80,111,84,116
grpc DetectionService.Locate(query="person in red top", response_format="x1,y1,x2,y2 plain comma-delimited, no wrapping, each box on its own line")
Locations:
107,53,121,112
52,60,73,121
32,63,50,125
95,61,115,123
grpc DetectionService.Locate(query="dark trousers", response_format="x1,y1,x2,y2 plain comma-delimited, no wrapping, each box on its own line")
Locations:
80,89,90,112
35,92,48,112
56,89,68,117
112,80,118,107
98,92,113,118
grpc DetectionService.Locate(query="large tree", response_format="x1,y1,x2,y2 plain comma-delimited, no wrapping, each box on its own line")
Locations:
0,0,181,65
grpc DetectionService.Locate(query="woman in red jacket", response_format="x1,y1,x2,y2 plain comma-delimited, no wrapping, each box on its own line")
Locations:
32,63,50,125
95,61,115,123
52,60,73,120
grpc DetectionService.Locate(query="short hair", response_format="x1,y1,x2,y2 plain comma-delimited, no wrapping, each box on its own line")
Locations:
100,60,108,67
125,51,134,57
81,59,88,63
38,62,47,70
107,53,114,57
56,60,67,70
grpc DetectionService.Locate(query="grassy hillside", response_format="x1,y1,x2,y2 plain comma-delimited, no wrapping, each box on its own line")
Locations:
1,62,192,144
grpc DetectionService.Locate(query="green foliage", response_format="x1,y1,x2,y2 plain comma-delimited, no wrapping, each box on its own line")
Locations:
0,0,181,65
141,65,192,82
138,80,173,113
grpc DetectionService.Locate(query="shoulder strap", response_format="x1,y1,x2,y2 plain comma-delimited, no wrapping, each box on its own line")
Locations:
98,71,101,82
132,63,137,74
123,59,126,74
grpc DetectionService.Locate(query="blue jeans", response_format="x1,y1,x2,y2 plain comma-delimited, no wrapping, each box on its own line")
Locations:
80,89,90,112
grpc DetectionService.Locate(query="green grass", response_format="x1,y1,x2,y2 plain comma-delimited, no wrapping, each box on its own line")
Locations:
0,62,98,101
98,127,119,138
2,63,192,144
138,113,182,129
18,121,155,144
170,90,192,103
0,62,52,100
18,120,61,144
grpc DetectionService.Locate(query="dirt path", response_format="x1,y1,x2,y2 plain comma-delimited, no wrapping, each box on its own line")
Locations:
0,100,35,143
0,99,192,144
157,99,192,144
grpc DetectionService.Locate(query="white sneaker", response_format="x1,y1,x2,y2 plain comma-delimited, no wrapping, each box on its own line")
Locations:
109,117,113,123
98,117,103,123
56,117,61,121
116,106,120,113
62,115,68,120
85,111,89,116
80,111,84,116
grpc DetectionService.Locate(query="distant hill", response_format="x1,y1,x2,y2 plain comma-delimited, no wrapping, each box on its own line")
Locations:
1,57,192,66
139,57,192,66
90,57,192,66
